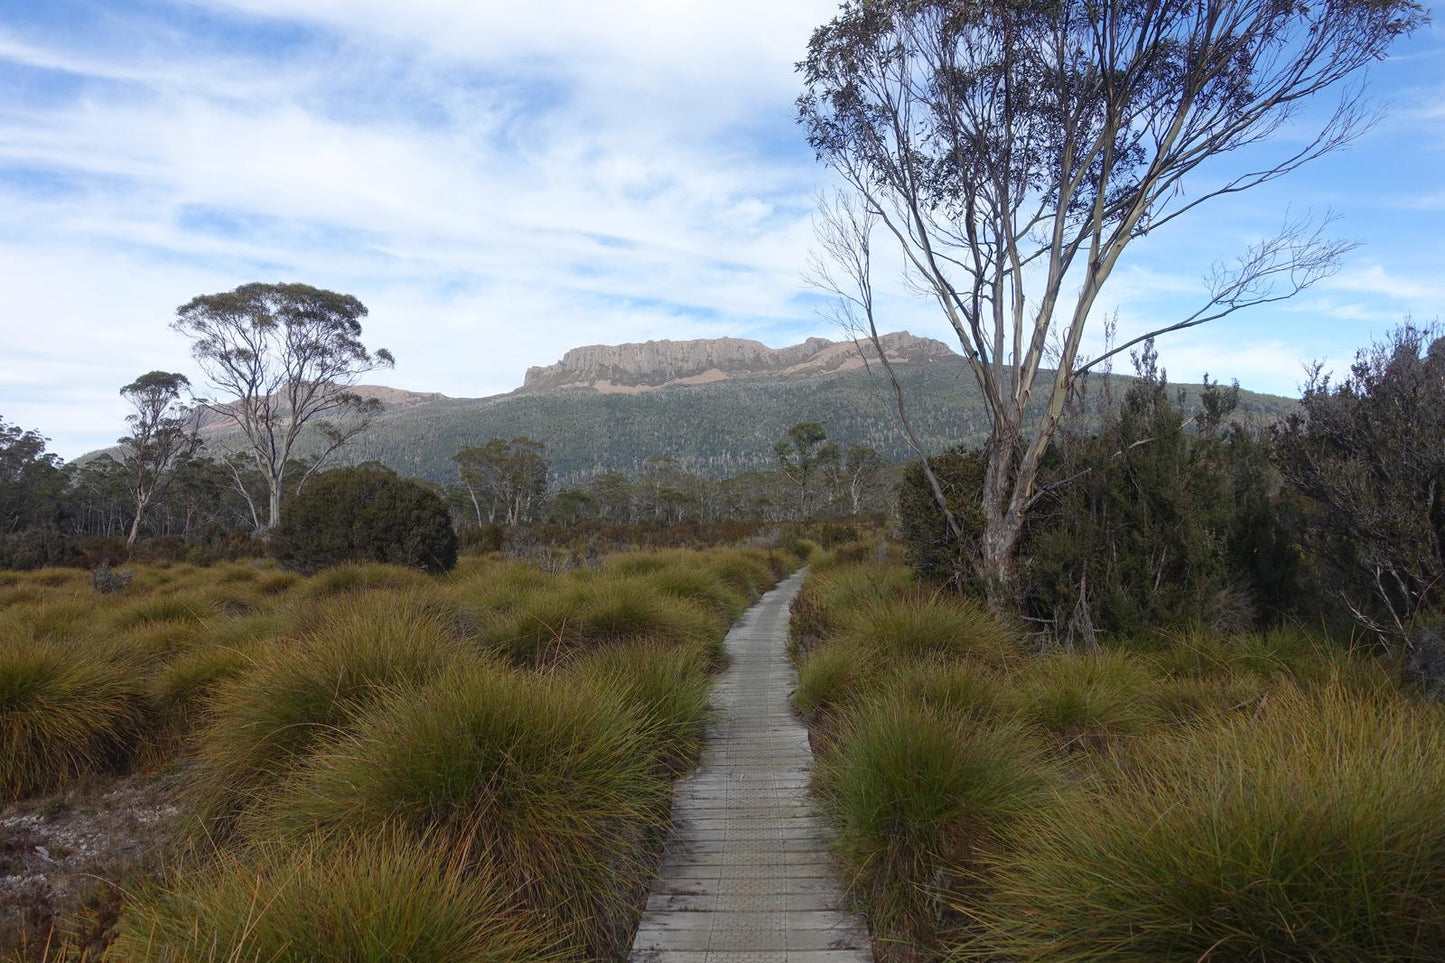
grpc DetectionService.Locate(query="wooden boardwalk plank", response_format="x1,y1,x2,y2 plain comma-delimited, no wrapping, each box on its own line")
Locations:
628,570,873,962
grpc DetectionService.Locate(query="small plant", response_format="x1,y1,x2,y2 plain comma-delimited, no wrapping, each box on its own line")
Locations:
91,562,134,595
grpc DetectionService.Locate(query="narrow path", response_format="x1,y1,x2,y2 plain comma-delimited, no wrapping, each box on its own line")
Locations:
629,569,872,962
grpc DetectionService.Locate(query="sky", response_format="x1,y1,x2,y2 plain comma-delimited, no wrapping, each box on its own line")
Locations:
0,0,1441,460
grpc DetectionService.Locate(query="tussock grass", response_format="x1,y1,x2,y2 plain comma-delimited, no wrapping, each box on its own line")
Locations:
1014,649,1158,749
646,565,748,623
968,683,1445,961
110,592,215,631
482,576,717,666
789,562,915,653
0,638,144,800
296,561,430,599
250,659,670,958
883,658,1014,724
188,595,463,834
112,830,563,962
794,642,878,726
816,694,1057,951
572,640,713,771
839,592,1017,666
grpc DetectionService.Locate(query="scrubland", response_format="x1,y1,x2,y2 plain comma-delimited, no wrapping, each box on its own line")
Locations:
792,544,1445,962
0,544,803,960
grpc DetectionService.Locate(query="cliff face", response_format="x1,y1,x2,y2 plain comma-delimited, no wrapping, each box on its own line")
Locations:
520,331,956,393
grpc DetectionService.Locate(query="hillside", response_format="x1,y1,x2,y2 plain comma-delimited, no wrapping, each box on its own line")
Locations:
189,332,1296,485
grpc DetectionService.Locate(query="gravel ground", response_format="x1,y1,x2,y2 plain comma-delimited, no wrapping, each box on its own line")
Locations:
1,773,182,959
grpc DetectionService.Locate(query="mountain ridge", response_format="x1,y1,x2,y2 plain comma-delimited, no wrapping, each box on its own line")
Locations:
113,332,1297,485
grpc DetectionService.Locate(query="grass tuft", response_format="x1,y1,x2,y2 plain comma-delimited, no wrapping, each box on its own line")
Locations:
969,683,1445,961
112,829,564,962
187,594,462,834
0,639,144,800
817,694,1056,950
250,659,670,958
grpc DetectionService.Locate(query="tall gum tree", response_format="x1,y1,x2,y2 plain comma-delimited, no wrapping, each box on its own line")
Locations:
173,283,394,533
799,0,1425,603
117,371,201,546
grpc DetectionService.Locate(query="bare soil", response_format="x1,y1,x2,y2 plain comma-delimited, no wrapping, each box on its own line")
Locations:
1,772,183,960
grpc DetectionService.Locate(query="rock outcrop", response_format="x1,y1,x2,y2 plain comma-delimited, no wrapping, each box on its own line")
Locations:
520,331,955,393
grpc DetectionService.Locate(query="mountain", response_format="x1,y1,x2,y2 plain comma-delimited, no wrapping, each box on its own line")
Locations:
247,332,1291,486
173,332,1295,486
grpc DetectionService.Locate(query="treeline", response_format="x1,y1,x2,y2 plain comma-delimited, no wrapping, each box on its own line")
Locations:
900,326,1445,649
0,418,893,569
449,426,892,529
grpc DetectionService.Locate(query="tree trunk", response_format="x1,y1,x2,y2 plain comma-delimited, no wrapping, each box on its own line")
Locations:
126,502,145,547
267,482,282,533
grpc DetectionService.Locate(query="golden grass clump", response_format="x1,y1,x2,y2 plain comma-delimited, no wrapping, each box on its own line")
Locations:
111,829,564,962
248,659,671,958
815,693,1057,951
967,682,1445,961
187,594,463,834
0,638,144,800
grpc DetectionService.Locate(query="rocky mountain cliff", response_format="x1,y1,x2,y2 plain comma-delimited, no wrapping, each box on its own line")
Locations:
520,331,954,393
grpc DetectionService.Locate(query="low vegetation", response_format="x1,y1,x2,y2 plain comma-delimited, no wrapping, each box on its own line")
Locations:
0,541,805,959
792,548,1445,961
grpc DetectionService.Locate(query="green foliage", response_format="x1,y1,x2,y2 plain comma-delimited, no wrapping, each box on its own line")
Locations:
1274,323,1445,627
271,466,458,575
970,684,1445,961
113,830,562,962
897,362,1301,638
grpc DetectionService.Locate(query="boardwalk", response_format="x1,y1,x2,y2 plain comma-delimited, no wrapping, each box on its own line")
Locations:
628,569,873,963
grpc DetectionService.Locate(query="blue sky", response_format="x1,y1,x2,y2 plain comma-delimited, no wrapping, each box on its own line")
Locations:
0,0,1441,459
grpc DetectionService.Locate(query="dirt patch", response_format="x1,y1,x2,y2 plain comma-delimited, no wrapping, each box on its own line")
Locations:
1,772,183,960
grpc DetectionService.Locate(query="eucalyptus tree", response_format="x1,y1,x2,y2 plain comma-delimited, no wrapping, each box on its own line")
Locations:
800,0,1424,599
117,371,201,545
172,283,394,532
774,421,830,520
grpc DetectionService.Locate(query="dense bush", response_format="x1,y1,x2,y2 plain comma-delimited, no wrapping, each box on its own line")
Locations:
270,466,458,574
1273,323,1445,632
898,357,1300,639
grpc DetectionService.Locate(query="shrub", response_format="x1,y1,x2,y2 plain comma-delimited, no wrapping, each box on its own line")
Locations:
816,696,1055,951
0,639,143,800
250,660,670,958
271,466,458,574
112,830,562,962
971,684,1445,960
188,596,462,833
